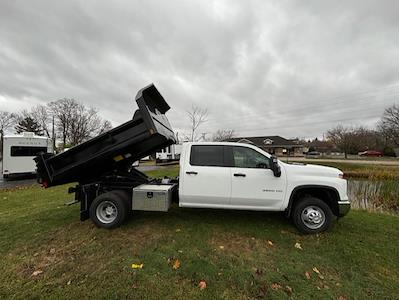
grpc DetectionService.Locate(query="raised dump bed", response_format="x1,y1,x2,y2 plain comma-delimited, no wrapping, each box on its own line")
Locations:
35,84,176,187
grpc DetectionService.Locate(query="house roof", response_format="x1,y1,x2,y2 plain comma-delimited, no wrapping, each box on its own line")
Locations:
226,135,303,148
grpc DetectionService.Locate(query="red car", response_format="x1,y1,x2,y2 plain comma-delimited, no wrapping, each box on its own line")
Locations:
358,150,383,157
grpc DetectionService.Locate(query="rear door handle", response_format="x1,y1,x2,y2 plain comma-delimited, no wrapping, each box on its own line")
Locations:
186,171,198,175
234,173,246,177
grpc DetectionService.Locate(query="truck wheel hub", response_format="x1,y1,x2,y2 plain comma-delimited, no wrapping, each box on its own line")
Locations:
301,206,325,229
96,201,118,224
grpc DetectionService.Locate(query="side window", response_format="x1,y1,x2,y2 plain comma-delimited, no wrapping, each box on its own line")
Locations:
233,147,270,169
10,146,48,157
190,145,224,167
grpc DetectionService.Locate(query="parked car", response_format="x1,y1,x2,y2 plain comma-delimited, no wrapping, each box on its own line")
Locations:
358,150,383,157
35,84,350,234
306,151,321,157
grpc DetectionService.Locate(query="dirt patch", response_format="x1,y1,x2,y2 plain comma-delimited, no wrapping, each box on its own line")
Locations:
209,232,274,258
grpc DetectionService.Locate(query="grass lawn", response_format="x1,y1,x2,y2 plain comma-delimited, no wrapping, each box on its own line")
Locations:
0,167,399,299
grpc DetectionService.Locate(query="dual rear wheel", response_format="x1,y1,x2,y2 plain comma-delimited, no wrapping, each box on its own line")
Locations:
89,191,130,229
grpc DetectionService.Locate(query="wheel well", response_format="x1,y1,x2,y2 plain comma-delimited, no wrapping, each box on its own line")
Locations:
287,186,340,217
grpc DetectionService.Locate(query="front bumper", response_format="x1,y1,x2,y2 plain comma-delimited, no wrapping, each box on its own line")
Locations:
338,200,351,217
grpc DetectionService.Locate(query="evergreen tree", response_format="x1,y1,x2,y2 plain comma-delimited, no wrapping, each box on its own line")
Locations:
15,116,43,135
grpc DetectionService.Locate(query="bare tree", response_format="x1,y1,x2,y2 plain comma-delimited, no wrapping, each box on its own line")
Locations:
187,105,208,142
98,120,113,134
48,98,112,148
31,105,51,137
378,104,399,147
326,125,355,158
69,106,108,146
212,129,236,141
0,111,17,158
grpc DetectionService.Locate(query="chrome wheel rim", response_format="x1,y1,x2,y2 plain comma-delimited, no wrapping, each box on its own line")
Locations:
301,206,325,230
96,201,118,224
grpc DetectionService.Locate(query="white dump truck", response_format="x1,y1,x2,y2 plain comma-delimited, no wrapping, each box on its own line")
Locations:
35,84,350,234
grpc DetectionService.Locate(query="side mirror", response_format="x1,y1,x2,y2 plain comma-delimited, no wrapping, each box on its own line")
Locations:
269,155,281,177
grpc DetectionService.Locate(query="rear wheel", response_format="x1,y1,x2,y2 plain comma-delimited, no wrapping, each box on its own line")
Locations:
292,196,333,234
89,191,129,229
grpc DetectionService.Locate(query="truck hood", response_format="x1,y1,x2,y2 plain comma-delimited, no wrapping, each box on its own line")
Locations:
282,162,343,178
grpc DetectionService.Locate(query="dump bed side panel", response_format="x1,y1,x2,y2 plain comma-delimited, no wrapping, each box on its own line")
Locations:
35,84,175,187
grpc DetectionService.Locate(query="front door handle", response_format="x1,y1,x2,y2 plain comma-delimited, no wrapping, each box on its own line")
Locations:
186,171,198,175
234,173,246,177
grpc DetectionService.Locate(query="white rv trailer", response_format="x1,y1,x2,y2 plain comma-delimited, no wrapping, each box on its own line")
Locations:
2,132,53,178
156,144,182,161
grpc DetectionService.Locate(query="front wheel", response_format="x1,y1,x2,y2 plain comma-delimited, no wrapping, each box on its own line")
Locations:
89,191,128,229
292,196,333,234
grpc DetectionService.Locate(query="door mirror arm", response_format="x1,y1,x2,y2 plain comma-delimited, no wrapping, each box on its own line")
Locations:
269,155,281,177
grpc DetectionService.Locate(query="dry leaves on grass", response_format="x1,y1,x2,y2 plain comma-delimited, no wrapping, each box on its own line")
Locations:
267,240,274,246
305,271,311,279
131,263,144,269
198,280,207,290
312,267,325,279
294,242,303,250
271,283,282,290
31,270,43,277
172,259,181,270
285,285,293,295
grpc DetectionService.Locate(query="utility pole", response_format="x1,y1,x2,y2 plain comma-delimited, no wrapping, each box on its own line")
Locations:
52,115,56,152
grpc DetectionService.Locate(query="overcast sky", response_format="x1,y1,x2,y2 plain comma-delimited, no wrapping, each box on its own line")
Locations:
1,0,399,140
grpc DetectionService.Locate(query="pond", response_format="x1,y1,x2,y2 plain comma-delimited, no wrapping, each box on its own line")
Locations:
348,179,399,214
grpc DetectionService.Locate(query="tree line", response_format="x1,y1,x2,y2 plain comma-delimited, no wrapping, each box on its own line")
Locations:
326,104,399,157
185,104,399,157
0,98,111,151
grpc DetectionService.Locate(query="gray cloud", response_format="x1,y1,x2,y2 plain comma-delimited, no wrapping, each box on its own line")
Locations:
1,0,398,140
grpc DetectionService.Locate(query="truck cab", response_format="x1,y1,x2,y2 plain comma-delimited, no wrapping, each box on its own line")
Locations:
179,142,350,233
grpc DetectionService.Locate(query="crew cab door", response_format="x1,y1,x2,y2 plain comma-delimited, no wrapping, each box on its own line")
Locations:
228,146,286,210
179,144,231,207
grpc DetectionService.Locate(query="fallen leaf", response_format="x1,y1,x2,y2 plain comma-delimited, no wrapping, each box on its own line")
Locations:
255,268,263,276
32,270,43,276
338,296,347,300
49,248,56,254
198,280,207,290
271,283,282,290
312,267,320,274
305,271,311,279
67,280,71,285
131,263,144,269
178,250,183,253
267,240,274,246
294,242,303,250
175,228,181,232
172,259,181,270
285,285,293,294
219,245,224,250
318,274,325,280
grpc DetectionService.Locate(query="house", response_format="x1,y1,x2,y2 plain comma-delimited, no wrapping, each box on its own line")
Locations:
226,135,304,157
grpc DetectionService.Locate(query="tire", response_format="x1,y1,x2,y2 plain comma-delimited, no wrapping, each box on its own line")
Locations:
292,196,333,234
89,191,129,229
